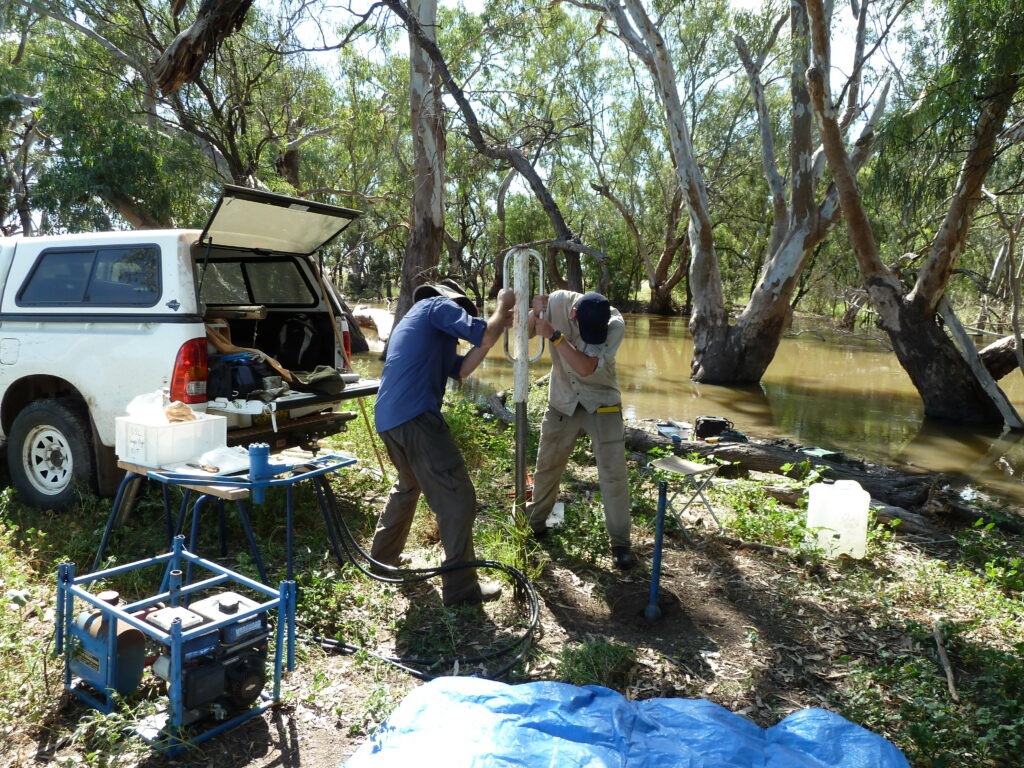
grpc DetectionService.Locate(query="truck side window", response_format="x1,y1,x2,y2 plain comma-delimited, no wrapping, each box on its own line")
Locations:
18,250,93,304
18,245,160,307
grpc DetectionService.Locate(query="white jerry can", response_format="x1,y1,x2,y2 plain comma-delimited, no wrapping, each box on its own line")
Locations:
805,480,870,559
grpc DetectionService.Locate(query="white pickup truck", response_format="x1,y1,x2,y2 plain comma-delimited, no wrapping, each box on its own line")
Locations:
0,185,378,509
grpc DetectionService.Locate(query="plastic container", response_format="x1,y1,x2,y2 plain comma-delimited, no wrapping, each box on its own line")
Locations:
805,480,870,559
115,414,227,468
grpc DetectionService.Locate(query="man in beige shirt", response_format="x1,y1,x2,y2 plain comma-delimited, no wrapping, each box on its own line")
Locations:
526,291,633,569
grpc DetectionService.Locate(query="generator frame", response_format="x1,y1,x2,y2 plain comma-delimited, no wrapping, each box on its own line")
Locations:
56,535,295,755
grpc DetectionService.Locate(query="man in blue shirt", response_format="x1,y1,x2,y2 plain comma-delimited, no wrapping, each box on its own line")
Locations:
370,279,515,606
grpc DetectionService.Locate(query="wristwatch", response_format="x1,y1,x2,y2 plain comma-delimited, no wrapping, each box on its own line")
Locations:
550,330,564,346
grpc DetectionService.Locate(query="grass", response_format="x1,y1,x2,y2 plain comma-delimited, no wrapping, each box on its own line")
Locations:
1,387,1023,766
557,640,637,689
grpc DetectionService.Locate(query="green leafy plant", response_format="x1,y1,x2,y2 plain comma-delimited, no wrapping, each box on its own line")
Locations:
779,460,826,486
957,519,1024,595
721,482,807,549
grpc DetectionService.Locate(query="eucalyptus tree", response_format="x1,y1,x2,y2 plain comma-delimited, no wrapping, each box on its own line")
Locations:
588,94,690,315
379,0,613,290
435,2,613,292
320,46,417,299
1,3,45,234
807,0,1024,425
576,0,896,384
8,0,348,229
390,0,447,320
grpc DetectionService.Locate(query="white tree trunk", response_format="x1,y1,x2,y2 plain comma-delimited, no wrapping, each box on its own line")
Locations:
396,0,446,321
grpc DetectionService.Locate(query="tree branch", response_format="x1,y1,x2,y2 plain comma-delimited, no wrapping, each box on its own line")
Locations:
381,0,577,245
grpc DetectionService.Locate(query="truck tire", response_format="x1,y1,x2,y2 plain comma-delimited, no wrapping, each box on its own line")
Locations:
7,399,95,510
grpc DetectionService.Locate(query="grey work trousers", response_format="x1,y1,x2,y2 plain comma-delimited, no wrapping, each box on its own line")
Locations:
370,411,480,605
525,404,632,548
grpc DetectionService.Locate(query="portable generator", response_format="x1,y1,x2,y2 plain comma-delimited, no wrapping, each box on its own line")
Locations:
56,537,295,755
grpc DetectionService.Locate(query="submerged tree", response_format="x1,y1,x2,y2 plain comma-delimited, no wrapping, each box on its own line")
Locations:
586,0,893,382
806,0,1024,425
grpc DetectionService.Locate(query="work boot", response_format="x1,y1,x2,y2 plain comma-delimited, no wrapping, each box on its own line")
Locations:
611,546,634,570
444,579,502,607
369,552,413,576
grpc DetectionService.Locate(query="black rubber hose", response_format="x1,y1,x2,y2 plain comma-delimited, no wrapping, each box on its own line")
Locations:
301,476,540,680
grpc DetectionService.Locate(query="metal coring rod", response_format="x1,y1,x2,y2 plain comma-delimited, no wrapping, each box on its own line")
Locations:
503,248,545,507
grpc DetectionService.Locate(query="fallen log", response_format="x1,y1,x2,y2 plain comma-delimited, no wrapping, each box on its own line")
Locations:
624,423,1022,535
481,396,1021,534
488,393,515,424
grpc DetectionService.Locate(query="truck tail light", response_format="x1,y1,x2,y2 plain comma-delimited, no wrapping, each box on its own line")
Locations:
171,338,208,404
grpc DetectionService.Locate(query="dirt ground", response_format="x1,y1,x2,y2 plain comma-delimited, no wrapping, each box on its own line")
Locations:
7,515,897,768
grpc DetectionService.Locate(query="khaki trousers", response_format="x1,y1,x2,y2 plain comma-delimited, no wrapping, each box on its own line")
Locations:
370,411,479,605
525,404,631,548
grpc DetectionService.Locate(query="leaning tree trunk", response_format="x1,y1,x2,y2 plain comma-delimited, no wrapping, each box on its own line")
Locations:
884,292,1003,423
487,167,516,298
806,0,1019,425
394,0,445,323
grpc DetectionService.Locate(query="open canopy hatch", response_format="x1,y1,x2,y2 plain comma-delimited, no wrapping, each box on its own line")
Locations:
200,185,362,256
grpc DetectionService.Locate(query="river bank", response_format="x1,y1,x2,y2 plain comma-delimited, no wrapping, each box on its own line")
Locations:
351,307,1024,505
1,393,1022,767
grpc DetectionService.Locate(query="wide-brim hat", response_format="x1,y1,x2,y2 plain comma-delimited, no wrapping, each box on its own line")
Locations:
575,292,611,344
412,279,478,317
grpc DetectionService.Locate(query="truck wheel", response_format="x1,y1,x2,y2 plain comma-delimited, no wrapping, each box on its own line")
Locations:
7,400,95,510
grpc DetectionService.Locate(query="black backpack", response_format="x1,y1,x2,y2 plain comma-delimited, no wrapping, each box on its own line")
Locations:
277,314,319,370
208,353,274,399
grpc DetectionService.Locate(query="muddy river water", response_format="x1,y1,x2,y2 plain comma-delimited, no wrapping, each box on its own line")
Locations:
354,311,1024,505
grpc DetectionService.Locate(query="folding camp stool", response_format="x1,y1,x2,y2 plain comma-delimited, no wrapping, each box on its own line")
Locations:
645,455,722,621
648,454,723,535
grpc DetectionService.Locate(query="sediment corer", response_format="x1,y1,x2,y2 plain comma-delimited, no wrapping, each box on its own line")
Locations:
503,247,545,507
70,590,146,697
248,442,271,503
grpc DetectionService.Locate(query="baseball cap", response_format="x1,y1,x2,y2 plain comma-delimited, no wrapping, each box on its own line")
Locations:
575,292,611,344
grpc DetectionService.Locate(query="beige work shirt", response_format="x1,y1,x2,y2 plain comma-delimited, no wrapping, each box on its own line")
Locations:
544,290,624,416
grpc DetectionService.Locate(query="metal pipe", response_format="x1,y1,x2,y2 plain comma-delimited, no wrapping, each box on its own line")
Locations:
168,569,183,607
503,248,544,509
515,403,528,505
645,481,667,622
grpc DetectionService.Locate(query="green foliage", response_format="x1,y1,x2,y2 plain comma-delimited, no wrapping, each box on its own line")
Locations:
778,460,825,485
556,640,636,689
957,519,1024,595
720,481,807,549
837,622,1024,766
297,564,396,648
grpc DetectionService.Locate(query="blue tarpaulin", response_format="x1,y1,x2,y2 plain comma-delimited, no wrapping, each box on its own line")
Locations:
345,676,910,768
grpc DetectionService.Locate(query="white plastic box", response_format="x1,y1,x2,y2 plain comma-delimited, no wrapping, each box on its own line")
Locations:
115,415,227,468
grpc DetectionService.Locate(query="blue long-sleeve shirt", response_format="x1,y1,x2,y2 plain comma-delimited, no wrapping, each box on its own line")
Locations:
374,297,486,433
